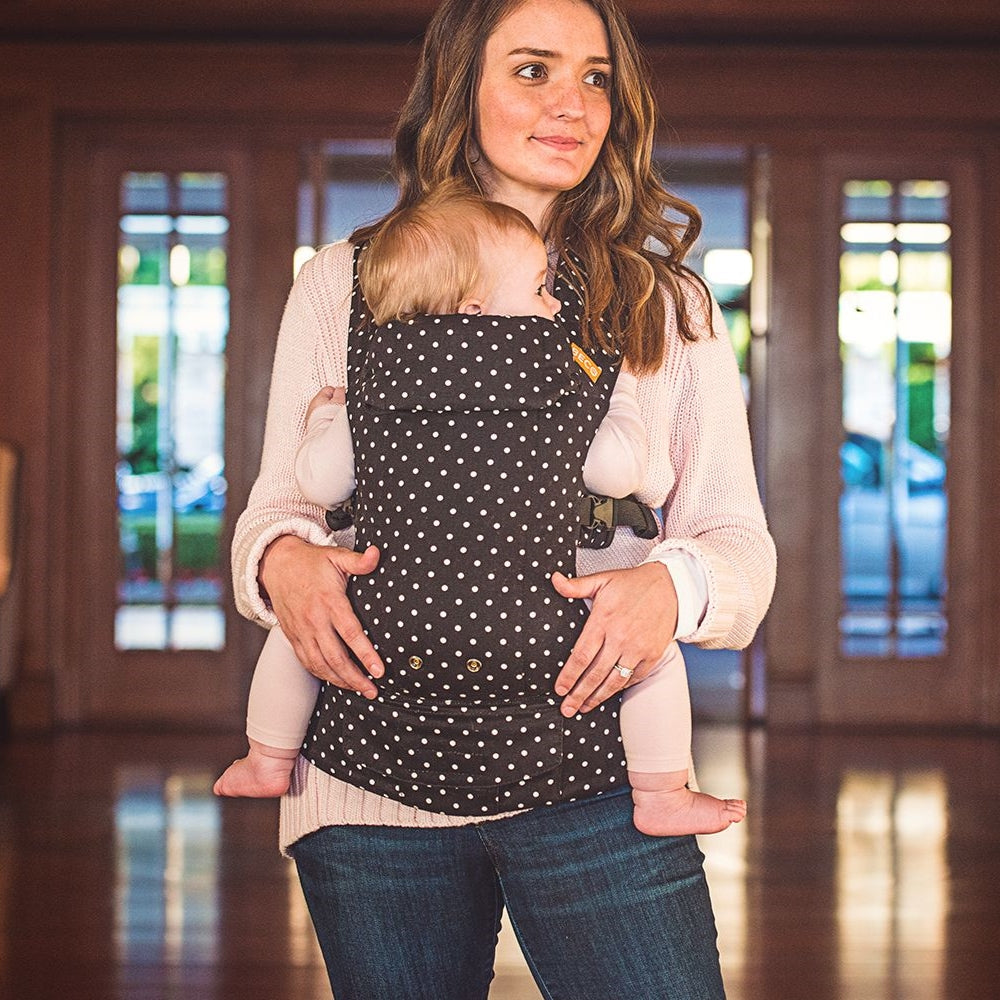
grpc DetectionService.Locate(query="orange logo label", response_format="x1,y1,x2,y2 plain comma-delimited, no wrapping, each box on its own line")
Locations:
571,343,602,384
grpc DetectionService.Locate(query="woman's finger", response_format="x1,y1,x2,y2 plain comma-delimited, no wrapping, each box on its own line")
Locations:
278,612,369,692
557,628,619,717
298,548,384,690
262,538,385,692
322,591,385,682
578,658,643,713
551,570,608,698
554,562,679,714
553,623,605,699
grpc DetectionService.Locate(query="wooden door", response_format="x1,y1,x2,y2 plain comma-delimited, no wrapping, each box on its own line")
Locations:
52,122,296,726
812,151,987,725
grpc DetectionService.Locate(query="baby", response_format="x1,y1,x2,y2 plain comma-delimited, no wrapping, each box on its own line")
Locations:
216,181,745,837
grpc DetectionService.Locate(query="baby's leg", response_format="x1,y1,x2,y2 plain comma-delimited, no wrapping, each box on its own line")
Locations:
622,645,746,836
214,627,320,798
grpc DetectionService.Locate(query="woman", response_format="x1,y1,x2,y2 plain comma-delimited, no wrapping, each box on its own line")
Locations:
232,0,776,996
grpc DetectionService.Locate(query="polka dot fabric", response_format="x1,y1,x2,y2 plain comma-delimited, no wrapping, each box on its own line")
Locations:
303,244,630,815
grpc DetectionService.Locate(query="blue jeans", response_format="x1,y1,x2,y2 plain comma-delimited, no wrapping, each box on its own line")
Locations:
290,787,727,999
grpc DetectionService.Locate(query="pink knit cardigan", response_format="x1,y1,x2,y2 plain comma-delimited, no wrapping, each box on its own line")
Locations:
230,240,776,849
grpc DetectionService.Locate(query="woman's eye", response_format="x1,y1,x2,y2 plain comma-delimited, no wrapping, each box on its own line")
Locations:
515,63,547,81
584,69,609,89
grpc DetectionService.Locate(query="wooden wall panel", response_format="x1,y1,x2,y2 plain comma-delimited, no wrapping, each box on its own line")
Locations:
0,19,996,729
758,151,824,724
2,0,998,44
0,96,55,727
985,146,1000,728
0,42,997,132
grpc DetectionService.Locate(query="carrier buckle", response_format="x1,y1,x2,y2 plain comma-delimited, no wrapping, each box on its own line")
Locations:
589,496,616,531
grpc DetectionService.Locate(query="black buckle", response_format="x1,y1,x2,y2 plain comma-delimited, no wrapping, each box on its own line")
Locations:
578,494,659,549
578,494,616,549
325,497,355,532
630,502,660,540
589,496,615,531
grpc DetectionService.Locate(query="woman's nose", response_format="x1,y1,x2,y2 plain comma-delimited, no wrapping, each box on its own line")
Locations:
551,80,585,119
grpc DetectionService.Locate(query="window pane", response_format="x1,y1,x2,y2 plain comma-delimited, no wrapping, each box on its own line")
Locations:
121,172,170,214
667,156,752,385
839,180,949,657
843,179,893,221
899,180,950,222
296,141,397,274
117,172,229,651
178,172,228,214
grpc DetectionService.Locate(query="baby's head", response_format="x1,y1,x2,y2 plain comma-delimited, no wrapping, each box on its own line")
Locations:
359,180,561,325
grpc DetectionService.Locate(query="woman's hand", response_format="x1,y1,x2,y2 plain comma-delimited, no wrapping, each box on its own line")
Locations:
259,535,384,697
551,562,678,717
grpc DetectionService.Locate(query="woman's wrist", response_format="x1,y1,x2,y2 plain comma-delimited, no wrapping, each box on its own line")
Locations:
637,559,679,638
258,533,306,603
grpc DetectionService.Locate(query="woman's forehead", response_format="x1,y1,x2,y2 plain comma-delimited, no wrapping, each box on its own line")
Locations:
485,0,610,56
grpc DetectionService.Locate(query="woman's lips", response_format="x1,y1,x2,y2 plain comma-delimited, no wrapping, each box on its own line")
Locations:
532,136,583,150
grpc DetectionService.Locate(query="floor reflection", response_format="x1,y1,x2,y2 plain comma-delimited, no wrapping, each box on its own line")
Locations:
1,727,997,1000
114,767,220,975
836,769,947,1000
689,726,998,1000
695,725,753,983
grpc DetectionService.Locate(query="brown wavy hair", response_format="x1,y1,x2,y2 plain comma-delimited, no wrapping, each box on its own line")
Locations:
350,0,712,372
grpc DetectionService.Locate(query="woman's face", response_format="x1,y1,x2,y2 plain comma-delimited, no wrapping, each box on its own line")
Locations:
474,0,612,227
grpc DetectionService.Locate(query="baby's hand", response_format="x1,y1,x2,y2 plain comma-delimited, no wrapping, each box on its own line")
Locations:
306,386,346,420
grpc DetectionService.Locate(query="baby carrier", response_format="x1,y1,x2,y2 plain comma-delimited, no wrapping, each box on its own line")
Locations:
303,244,632,814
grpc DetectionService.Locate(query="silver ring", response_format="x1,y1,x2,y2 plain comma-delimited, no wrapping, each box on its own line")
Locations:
613,661,635,680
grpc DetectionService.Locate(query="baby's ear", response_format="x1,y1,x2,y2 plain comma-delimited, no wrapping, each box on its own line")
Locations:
457,298,483,316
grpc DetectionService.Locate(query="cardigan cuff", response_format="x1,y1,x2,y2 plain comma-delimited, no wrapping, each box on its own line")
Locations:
649,549,709,641
234,515,343,627
644,537,740,647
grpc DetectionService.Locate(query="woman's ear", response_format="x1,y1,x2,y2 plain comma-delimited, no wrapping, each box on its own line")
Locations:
458,298,483,315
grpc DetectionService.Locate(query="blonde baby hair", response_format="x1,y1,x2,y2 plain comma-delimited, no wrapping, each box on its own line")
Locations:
358,178,542,325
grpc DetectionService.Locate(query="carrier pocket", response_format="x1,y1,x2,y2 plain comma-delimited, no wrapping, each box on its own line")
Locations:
336,694,565,811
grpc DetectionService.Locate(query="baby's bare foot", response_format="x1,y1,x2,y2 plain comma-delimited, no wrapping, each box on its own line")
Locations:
631,786,746,836
213,748,296,798
629,771,747,837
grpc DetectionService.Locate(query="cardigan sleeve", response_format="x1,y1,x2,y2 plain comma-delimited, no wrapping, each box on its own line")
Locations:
231,241,357,627
638,286,776,650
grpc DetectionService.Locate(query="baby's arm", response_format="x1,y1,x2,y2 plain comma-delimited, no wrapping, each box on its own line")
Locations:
293,387,357,508
582,370,708,638
583,369,647,498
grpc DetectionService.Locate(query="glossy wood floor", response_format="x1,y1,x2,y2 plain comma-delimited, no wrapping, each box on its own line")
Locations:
1,724,998,999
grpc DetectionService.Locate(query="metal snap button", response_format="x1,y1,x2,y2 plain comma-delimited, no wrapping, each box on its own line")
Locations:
466,658,482,673
409,655,423,670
